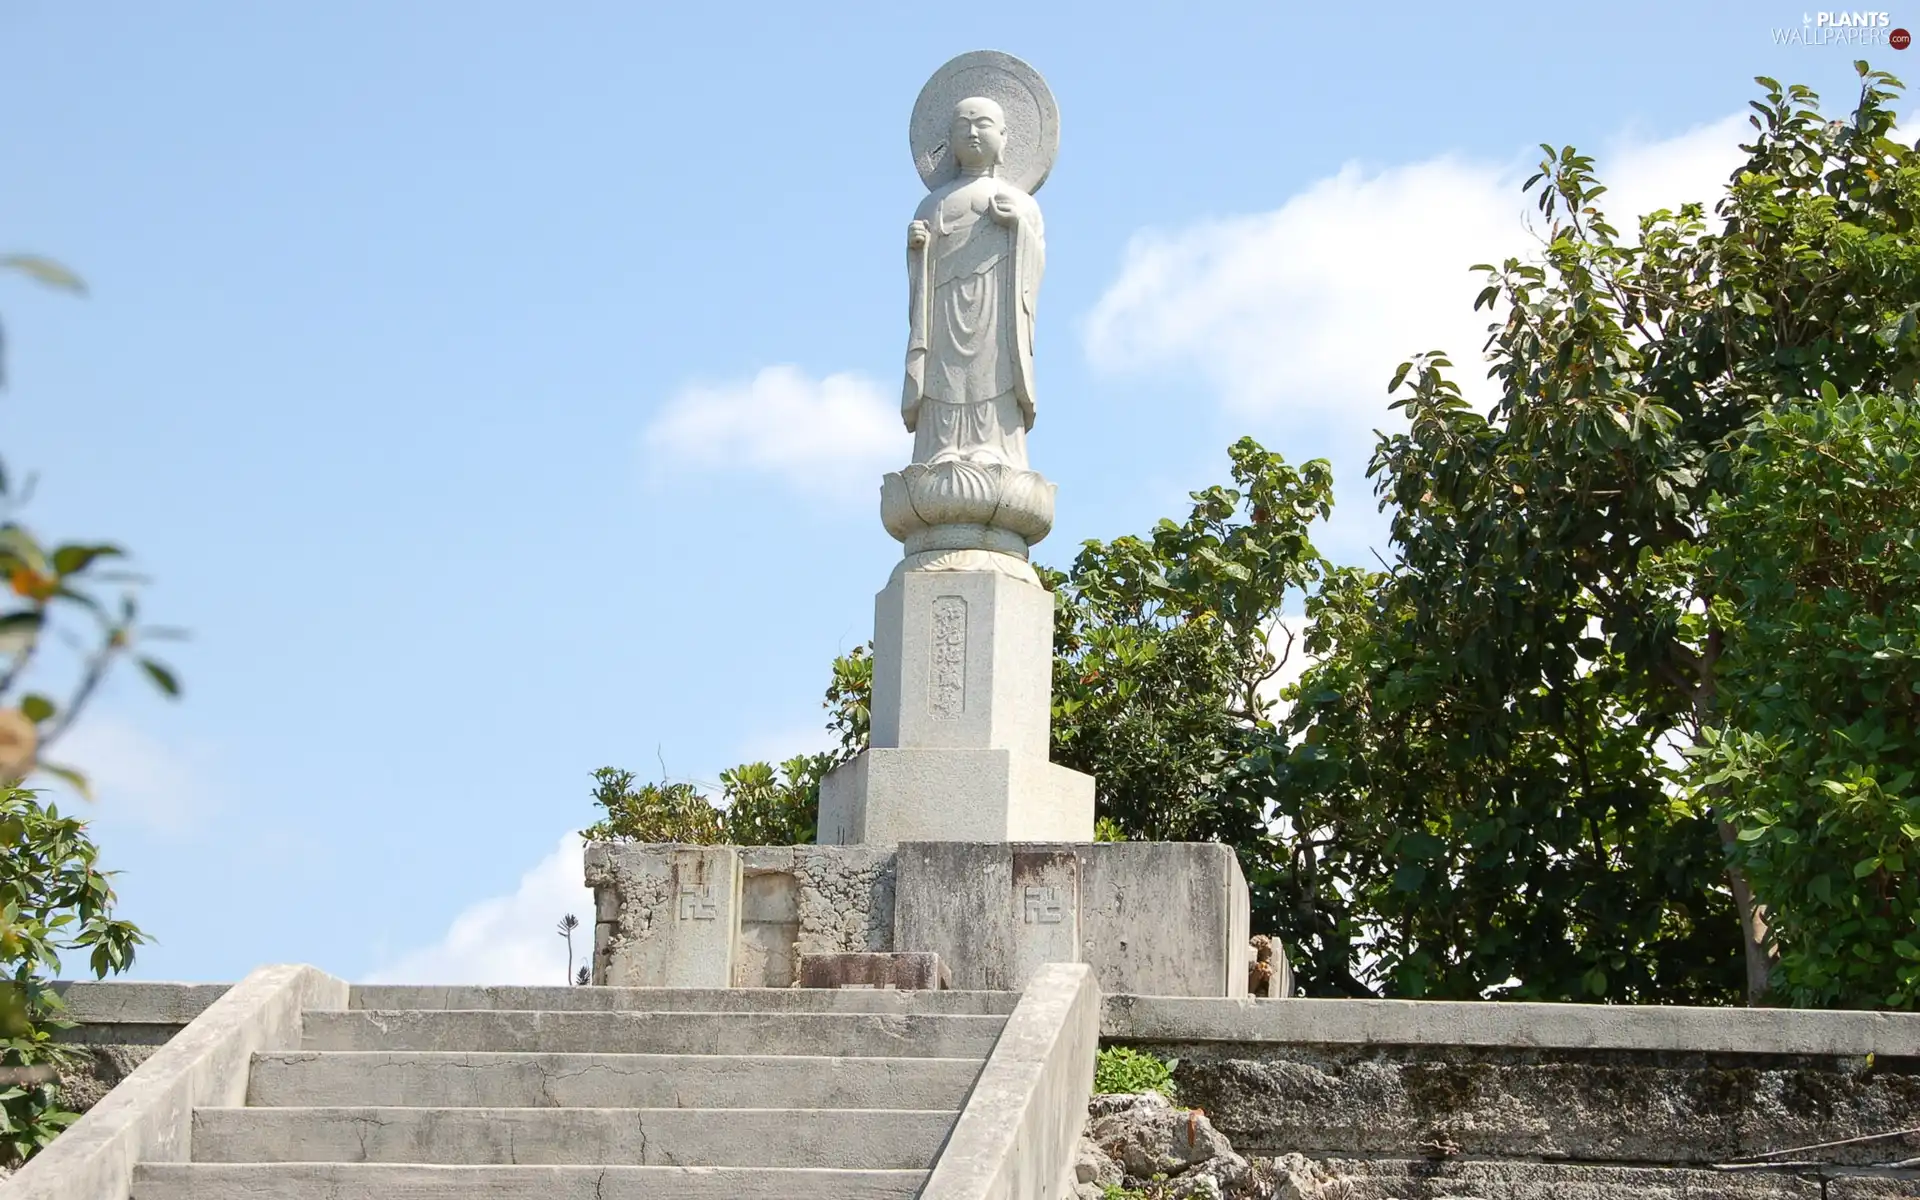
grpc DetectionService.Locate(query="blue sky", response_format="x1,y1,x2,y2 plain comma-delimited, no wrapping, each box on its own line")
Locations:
0,1,1901,984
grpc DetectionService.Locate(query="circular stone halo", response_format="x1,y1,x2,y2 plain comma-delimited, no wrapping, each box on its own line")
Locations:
910,49,1059,194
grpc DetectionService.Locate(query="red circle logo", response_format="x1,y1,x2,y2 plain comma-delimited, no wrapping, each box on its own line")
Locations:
1893,27,1912,48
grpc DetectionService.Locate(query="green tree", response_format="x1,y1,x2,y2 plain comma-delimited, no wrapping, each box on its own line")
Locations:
0,251,177,1162
1267,63,1920,1003
1688,390,1920,1008
0,785,145,1163
1048,437,1331,845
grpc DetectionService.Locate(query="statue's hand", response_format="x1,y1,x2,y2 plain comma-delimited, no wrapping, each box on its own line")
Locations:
988,192,1021,227
907,220,931,250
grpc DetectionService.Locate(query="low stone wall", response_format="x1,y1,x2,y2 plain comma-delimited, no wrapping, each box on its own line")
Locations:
6,966,345,1200
1154,1041,1919,1166
46,983,230,1116
1103,996,1920,1197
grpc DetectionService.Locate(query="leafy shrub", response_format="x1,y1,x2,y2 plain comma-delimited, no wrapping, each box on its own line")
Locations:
0,786,145,1164
1094,1045,1177,1100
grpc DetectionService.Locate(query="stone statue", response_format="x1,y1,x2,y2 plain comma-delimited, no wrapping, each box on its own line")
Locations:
817,49,1098,848
902,95,1044,469
881,51,1062,583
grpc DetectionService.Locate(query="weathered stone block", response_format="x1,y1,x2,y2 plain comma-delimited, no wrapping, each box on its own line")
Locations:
587,840,1249,996
870,568,1053,758
799,952,949,990
820,566,1096,846
817,747,1093,844
894,841,1250,996
736,846,895,987
584,844,739,988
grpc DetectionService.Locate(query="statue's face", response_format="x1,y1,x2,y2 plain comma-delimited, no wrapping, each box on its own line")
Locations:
950,98,1007,173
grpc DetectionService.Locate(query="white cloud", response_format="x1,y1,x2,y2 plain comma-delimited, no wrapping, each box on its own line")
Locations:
1086,155,1529,423
366,832,595,985
39,716,213,834
1086,114,1748,422
1084,115,1751,559
643,365,907,496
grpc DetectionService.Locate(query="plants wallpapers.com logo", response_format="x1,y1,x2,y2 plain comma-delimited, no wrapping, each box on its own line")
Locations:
1773,11,1911,46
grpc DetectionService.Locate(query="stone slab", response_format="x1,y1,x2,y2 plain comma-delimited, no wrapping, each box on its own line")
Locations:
800,952,950,990
1074,841,1248,997
584,844,740,988
1099,995,1920,1056
348,984,1016,1014
131,1163,928,1200
47,982,230,1026
301,1009,1007,1058
246,1050,985,1110
192,1105,959,1170
818,748,1094,845
895,842,1251,995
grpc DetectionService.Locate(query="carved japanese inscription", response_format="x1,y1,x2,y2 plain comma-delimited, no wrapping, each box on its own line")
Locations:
930,594,968,718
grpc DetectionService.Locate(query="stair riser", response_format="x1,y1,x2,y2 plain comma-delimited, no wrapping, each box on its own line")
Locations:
191,1106,958,1170
349,986,1017,1015
249,1051,982,1110
301,1010,1004,1058
132,1163,925,1199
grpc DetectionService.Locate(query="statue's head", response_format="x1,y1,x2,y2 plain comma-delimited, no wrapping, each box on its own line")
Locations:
950,97,1007,175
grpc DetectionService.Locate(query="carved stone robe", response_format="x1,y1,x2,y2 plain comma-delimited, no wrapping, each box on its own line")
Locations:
903,174,1044,468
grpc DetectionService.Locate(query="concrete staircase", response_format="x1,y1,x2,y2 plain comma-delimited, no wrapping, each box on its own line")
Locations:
128,984,1019,1200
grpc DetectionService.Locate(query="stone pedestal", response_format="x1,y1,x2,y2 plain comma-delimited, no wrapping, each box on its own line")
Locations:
586,840,1250,997
818,567,1095,844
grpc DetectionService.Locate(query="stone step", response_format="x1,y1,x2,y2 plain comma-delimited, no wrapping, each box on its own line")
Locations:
350,985,1017,1015
247,1050,984,1110
132,1162,926,1199
191,1105,958,1169
301,1009,1004,1058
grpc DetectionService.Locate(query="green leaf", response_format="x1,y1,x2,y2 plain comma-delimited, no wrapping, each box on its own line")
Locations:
138,658,181,698
18,695,54,724
50,544,121,577
35,761,91,800
0,609,42,656
0,255,86,294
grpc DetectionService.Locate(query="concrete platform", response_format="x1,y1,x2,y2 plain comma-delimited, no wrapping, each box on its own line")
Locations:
247,1050,984,1110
